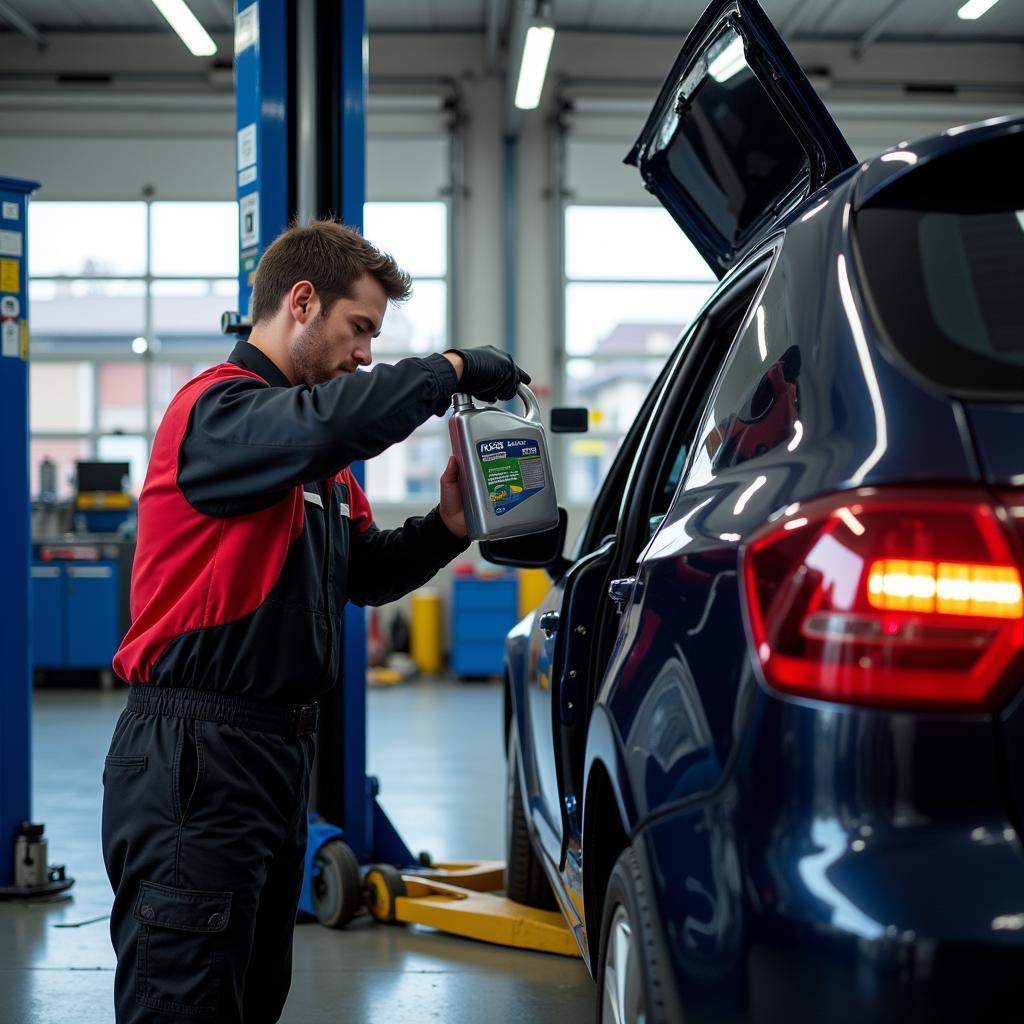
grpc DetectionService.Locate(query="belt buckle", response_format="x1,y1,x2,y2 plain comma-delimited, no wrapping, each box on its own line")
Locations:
289,703,319,736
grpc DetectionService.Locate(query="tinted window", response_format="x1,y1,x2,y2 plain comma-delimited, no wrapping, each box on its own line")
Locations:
855,130,1024,396
640,258,777,517
648,29,810,256
686,263,802,490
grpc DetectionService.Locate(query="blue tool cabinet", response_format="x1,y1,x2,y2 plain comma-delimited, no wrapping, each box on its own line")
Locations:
31,559,120,670
450,576,518,677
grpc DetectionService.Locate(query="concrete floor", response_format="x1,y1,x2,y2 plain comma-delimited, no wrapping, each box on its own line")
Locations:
0,682,595,1023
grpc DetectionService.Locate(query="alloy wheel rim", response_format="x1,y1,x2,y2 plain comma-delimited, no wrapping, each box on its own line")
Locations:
602,904,646,1024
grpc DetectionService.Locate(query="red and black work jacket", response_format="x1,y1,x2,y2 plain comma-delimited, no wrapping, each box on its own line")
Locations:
113,341,468,703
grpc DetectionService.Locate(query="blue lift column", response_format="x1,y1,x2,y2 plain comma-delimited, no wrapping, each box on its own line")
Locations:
233,0,290,319
231,0,414,925
0,176,72,899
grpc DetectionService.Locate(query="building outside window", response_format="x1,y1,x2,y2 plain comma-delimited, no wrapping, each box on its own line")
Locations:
561,204,716,502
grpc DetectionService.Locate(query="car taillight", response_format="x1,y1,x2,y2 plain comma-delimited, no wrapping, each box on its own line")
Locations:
741,489,1024,709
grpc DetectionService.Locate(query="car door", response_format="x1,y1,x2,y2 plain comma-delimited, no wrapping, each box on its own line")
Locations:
521,332,699,866
587,251,777,826
542,255,775,893
625,0,855,277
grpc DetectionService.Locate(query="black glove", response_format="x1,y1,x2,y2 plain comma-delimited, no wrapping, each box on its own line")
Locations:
447,345,532,403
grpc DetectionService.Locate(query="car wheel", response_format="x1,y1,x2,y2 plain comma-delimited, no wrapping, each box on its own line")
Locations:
597,847,670,1024
505,719,557,909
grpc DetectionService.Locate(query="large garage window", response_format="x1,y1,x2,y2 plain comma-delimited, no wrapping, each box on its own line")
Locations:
28,200,237,497
28,199,451,503
361,201,451,502
562,204,715,501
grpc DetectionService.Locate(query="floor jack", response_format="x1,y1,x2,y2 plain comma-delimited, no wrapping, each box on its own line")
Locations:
299,837,580,959
362,861,580,958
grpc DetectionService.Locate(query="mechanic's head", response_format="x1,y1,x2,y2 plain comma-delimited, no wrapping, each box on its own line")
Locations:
250,219,412,387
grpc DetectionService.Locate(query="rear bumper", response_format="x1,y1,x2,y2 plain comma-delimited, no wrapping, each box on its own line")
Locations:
627,685,1024,1024
634,792,1024,1024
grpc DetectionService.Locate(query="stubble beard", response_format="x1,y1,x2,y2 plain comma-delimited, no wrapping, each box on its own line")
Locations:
291,314,335,387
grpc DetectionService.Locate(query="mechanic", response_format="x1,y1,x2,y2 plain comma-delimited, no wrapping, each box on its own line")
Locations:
101,219,530,1024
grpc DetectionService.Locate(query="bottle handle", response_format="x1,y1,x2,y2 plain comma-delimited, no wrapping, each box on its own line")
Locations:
518,384,541,424
452,386,539,422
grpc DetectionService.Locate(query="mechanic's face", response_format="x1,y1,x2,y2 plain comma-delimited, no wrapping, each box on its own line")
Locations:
291,273,386,387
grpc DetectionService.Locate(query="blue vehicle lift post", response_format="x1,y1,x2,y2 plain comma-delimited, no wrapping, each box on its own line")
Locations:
0,175,73,900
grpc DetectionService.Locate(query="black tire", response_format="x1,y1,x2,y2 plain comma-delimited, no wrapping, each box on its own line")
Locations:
505,720,557,909
595,847,671,1024
312,839,362,929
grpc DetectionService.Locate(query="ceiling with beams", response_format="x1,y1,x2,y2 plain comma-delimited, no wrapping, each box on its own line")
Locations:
1,0,1022,41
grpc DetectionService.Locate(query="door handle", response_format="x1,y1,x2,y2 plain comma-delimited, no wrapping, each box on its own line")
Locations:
608,576,638,608
538,610,560,638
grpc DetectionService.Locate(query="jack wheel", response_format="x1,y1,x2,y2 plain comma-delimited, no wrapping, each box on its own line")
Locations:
312,840,361,929
364,864,407,923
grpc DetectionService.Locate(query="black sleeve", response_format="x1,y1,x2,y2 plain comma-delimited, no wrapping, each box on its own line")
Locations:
178,354,457,517
346,507,470,607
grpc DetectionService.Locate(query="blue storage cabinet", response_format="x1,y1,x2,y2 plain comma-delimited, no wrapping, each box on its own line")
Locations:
451,576,518,677
30,563,63,667
31,559,121,670
65,561,120,668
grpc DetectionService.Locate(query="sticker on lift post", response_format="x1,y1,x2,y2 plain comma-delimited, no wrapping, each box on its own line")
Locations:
476,438,546,517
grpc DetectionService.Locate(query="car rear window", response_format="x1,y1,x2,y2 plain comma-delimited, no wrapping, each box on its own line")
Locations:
641,27,812,265
855,129,1024,397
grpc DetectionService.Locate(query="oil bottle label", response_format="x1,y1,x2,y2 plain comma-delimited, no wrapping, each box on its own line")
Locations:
476,437,546,517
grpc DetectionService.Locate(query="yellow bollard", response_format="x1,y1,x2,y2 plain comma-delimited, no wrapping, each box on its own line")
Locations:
410,588,443,674
518,569,551,619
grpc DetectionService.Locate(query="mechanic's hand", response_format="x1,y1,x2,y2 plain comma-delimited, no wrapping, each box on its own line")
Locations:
446,345,531,403
439,456,467,538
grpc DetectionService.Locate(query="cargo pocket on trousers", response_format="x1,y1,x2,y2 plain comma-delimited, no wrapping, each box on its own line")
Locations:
103,754,147,786
133,880,232,1017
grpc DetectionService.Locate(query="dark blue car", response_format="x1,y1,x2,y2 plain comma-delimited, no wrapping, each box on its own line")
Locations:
485,1,1024,1020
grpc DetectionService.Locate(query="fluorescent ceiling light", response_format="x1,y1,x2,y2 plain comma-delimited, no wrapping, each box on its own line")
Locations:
515,25,555,110
708,36,746,83
957,0,1001,19
151,0,217,57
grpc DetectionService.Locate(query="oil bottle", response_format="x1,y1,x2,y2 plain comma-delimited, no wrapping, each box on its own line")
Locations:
448,385,559,542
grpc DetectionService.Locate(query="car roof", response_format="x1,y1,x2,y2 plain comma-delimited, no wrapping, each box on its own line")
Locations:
852,114,1024,211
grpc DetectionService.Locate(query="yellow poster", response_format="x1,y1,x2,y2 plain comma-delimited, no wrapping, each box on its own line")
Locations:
0,258,18,293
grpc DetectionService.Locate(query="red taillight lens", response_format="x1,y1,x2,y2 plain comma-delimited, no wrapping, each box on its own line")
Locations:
742,489,1024,709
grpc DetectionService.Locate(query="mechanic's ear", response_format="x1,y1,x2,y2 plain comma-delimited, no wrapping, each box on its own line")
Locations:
288,280,317,324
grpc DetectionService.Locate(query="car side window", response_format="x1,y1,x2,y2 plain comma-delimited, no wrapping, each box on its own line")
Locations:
685,258,801,490
642,263,773,533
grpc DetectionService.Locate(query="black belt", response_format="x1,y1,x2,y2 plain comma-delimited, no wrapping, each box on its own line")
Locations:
126,686,319,738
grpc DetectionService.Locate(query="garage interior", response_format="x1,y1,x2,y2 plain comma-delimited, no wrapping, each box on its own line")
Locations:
1,1,1023,1022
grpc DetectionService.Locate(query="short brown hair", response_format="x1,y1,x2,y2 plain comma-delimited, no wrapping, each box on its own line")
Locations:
250,219,412,324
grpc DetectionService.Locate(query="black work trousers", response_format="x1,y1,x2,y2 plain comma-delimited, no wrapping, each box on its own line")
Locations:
101,687,316,1024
